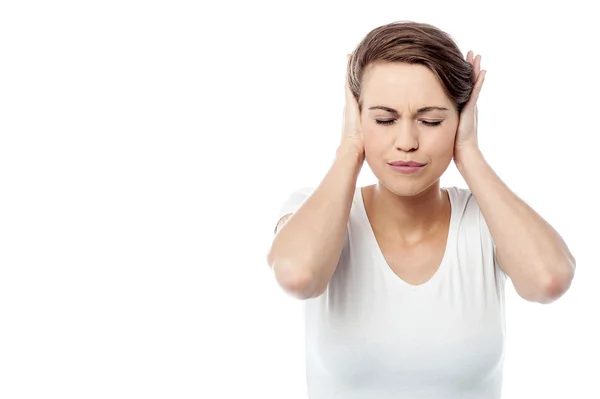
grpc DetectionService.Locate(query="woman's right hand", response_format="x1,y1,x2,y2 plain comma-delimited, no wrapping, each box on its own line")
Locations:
341,54,364,159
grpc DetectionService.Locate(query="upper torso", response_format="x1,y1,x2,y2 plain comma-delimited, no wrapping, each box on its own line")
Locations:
297,185,508,398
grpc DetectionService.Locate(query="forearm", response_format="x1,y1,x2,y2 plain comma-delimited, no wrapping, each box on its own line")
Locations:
456,146,575,302
267,143,363,299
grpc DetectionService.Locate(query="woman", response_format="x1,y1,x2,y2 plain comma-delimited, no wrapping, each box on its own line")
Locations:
266,21,575,398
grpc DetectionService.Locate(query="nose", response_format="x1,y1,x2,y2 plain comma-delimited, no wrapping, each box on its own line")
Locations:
393,121,418,152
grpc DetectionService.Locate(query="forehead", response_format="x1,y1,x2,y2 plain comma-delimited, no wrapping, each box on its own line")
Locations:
361,62,451,107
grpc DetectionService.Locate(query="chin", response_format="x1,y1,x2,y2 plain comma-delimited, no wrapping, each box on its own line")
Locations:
374,168,442,198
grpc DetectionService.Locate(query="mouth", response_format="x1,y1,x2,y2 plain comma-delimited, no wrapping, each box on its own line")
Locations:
387,161,427,167
387,161,427,175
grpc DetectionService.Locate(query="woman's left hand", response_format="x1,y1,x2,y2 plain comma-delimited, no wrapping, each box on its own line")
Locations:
454,51,486,163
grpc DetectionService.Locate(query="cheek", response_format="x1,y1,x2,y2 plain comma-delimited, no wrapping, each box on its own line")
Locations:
362,126,386,152
422,128,457,155
362,121,394,144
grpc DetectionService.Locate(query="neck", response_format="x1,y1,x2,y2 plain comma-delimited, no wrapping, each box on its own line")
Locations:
363,181,449,243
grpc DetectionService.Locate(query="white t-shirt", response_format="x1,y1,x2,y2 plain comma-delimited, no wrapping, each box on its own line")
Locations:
276,185,508,399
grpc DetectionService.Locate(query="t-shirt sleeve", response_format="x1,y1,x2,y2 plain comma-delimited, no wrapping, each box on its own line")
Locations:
476,202,508,283
462,189,508,287
274,186,315,231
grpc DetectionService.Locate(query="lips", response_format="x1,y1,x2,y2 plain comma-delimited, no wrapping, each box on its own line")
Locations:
387,161,426,167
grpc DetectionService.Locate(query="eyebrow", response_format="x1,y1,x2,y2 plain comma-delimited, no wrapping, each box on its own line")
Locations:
367,105,449,116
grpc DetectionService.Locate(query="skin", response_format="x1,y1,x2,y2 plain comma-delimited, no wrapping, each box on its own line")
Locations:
359,61,458,245
355,52,575,303
269,52,574,303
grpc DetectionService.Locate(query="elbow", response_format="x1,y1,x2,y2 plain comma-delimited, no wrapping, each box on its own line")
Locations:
270,258,320,300
537,261,576,304
514,259,576,304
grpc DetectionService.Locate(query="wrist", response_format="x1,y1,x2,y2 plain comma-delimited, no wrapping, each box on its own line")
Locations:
455,144,482,173
336,141,364,166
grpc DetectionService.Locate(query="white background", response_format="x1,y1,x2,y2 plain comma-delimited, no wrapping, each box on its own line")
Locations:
1,1,598,398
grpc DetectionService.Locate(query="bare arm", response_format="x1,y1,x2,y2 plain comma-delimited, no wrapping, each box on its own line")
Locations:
452,52,575,304
266,144,363,300
456,146,575,304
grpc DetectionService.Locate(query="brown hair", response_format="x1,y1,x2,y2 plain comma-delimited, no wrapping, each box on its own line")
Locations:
348,21,475,113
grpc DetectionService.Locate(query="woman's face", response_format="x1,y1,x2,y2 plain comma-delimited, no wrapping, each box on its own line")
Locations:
359,62,459,196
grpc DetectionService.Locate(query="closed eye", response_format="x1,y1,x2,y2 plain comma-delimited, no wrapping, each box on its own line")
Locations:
375,120,443,127
421,120,443,127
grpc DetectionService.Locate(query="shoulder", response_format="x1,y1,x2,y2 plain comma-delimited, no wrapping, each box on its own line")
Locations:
446,186,492,240
277,186,315,207
273,186,316,233
278,185,363,212
446,186,504,262
444,187,509,288
446,186,481,219
277,186,315,210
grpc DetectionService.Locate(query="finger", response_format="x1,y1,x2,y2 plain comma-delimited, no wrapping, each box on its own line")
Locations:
467,50,473,64
347,53,353,73
473,54,481,81
461,69,486,115
345,54,352,95
469,69,486,105
346,54,353,83
345,75,353,101
345,54,358,103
